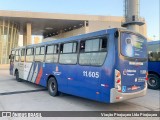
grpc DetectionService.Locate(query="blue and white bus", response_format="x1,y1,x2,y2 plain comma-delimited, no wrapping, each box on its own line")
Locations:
148,41,160,89
9,28,148,103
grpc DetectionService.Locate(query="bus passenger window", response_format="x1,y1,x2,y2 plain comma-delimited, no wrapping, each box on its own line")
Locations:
36,47,40,55
47,45,54,54
15,50,19,62
45,44,59,63
80,42,85,52
21,49,25,62
79,37,107,66
35,46,45,62
41,47,45,55
100,38,107,51
59,42,78,64
26,48,34,62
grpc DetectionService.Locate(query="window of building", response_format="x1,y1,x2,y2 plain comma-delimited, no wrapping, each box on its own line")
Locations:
79,37,107,66
59,42,78,64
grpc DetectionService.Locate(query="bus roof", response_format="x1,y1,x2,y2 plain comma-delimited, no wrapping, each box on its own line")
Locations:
13,28,146,50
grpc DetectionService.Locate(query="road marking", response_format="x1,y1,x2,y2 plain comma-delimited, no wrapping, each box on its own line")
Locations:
0,89,47,96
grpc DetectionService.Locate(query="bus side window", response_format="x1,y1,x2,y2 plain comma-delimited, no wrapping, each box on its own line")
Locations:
100,38,107,51
35,46,45,62
59,42,78,64
80,41,85,53
15,50,19,62
45,44,58,63
79,37,107,66
26,48,34,62
21,49,25,62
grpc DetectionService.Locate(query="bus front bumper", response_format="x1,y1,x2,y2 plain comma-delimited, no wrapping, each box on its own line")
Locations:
110,82,147,103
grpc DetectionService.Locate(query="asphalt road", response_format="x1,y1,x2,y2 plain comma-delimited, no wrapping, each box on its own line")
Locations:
0,70,159,120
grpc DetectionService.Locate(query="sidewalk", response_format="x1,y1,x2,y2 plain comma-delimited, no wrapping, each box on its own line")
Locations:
0,64,9,70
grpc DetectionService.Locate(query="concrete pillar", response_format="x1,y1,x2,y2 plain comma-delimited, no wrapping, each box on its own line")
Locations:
26,23,32,45
23,32,27,46
23,23,32,46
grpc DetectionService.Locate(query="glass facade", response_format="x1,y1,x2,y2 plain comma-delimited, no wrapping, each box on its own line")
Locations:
0,20,19,64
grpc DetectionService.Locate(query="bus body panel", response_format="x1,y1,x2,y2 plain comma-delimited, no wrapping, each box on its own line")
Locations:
117,59,147,93
26,62,34,81
23,62,32,80
148,61,160,75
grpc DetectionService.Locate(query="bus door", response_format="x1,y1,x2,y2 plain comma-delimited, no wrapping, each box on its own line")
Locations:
117,32,147,93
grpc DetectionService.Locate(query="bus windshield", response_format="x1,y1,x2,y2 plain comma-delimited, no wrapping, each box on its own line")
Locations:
121,32,147,58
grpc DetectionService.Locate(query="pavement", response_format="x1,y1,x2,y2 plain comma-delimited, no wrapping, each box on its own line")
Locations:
0,70,159,120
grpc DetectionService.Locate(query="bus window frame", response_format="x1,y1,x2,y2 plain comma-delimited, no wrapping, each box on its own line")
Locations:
45,44,59,63
15,49,20,62
59,41,78,65
20,48,26,62
78,35,108,67
26,47,34,63
35,46,45,62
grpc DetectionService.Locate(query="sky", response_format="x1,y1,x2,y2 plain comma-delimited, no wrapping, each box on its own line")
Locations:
0,0,159,40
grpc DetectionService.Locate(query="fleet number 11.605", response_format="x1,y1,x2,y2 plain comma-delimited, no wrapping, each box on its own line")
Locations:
83,71,99,78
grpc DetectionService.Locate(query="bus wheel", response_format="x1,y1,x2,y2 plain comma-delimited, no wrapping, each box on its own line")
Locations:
48,77,59,96
15,71,22,82
148,74,160,90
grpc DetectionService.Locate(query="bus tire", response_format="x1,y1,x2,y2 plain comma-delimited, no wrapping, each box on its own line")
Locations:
15,70,22,82
47,77,59,96
148,74,160,90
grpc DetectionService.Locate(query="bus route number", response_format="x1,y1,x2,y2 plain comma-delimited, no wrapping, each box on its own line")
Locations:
83,71,99,78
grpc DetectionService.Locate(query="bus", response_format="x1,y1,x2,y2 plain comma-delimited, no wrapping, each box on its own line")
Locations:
9,28,148,103
148,41,160,89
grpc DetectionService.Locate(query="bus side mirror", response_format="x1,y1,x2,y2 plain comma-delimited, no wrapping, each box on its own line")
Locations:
9,55,11,59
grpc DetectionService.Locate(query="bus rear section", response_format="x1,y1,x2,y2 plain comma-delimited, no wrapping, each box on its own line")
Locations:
110,31,148,103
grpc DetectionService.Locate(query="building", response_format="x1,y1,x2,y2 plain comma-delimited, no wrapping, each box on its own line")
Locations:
0,10,147,64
